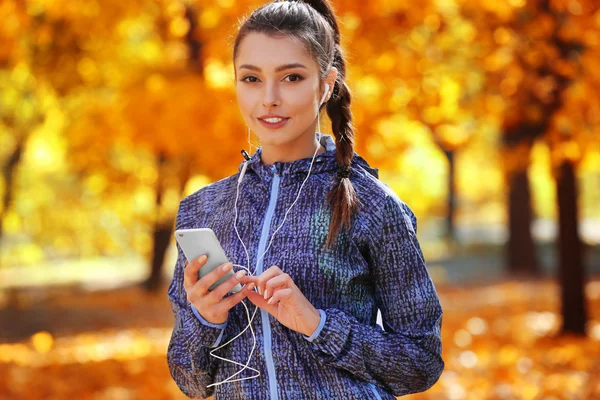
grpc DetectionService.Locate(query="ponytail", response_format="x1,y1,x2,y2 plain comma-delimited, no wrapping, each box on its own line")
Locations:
304,0,360,248
324,58,359,248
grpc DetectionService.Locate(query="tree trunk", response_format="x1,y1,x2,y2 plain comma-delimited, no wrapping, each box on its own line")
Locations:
145,152,169,291
556,161,587,335
145,221,174,292
144,154,192,292
0,139,25,254
506,167,539,276
443,149,456,242
184,5,204,74
142,3,203,292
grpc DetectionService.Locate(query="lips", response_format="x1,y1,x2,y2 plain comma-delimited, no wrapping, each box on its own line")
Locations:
258,116,290,129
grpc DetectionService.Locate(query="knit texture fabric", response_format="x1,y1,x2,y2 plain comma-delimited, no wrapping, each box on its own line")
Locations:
167,134,444,399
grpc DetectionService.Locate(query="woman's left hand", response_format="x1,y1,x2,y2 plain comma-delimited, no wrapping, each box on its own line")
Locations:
240,266,321,337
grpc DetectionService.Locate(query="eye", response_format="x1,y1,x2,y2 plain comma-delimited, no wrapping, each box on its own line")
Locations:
240,75,260,83
284,74,304,82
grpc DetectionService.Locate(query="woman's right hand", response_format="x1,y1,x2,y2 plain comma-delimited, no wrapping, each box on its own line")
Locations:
184,255,255,325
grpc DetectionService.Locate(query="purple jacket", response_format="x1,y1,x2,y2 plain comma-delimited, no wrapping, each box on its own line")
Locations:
167,134,444,399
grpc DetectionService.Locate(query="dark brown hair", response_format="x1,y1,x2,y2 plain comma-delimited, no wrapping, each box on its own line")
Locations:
233,0,360,248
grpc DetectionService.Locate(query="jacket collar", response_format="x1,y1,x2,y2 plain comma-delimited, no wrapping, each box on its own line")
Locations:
238,133,378,183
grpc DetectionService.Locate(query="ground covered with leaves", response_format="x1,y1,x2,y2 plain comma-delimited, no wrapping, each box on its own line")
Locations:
1,278,599,399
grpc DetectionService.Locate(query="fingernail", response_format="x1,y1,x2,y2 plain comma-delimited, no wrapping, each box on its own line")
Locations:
247,283,255,291
222,263,232,272
264,289,269,300
258,286,263,295
267,297,274,305
235,270,246,280
198,255,207,262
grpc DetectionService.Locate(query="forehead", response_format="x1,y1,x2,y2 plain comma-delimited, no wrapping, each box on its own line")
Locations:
235,32,317,70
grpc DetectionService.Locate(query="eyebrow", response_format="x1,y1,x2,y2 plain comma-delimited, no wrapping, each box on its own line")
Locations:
238,63,308,72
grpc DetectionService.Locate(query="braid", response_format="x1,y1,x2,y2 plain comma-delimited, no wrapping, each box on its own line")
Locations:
298,0,359,248
324,44,360,249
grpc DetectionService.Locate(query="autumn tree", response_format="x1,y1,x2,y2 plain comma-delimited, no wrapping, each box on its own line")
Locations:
330,2,491,244
0,2,47,251
4,0,596,319
67,0,255,290
467,0,600,334
542,0,599,335
0,0,154,265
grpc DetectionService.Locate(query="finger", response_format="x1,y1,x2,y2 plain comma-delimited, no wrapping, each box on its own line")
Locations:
239,276,258,285
183,255,208,290
195,262,234,295
255,265,283,296
208,269,247,301
264,285,287,304
221,282,256,310
246,291,278,314
267,287,293,305
263,273,291,301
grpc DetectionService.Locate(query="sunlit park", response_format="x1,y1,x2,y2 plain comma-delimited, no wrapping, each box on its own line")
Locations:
1,0,600,399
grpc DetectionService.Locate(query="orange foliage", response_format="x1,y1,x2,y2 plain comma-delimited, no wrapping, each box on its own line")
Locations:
0,279,599,399
1,0,600,260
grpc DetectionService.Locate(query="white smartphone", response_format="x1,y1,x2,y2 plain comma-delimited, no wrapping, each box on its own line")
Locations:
174,228,242,294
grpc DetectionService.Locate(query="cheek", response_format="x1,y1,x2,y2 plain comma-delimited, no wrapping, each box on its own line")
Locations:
284,87,317,117
236,88,255,116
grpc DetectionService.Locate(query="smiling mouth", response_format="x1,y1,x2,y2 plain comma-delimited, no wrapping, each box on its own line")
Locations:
258,117,290,129
260,117,287,123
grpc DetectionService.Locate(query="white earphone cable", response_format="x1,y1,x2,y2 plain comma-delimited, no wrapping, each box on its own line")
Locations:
208,88,328,387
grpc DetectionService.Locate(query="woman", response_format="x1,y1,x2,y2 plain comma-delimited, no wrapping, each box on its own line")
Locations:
167,0,444,399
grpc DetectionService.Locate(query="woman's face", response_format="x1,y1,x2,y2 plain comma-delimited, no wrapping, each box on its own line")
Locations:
234,32,324,151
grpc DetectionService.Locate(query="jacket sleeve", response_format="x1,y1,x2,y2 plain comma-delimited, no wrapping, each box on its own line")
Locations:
166,201,226,399
305,194,444,396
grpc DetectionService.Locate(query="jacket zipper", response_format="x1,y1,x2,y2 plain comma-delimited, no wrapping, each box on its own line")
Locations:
369,383,383,400
256,164,280,400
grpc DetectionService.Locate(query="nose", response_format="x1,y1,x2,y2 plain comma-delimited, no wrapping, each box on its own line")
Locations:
262,81,281,108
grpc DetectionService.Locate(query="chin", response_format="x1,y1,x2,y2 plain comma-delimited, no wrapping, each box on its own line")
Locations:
255,130,297,147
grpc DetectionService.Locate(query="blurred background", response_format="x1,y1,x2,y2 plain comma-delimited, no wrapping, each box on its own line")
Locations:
0,0,599,399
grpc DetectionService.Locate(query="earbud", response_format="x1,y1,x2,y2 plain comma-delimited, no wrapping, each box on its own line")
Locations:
238,161,248,184
319,83,330,106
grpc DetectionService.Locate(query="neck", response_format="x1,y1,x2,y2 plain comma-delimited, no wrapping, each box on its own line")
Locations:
260,133,324,165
